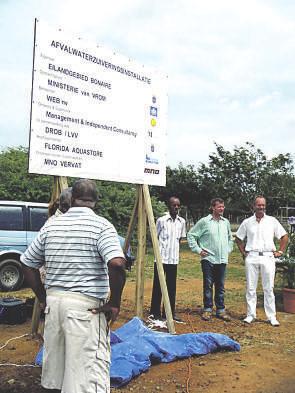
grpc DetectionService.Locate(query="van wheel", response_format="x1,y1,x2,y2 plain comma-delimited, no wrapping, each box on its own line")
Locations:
0,259,24,291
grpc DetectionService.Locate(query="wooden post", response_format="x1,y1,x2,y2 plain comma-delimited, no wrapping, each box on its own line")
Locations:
123,186,139,255
142,185,175,334
50,176,68,203
124,184,175,333
31,176,68,336
135,187,147,317
31,297,41,336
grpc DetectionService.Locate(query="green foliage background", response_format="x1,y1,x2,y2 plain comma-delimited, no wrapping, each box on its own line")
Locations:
0,147,52,202
152,142,295,220
1,143,295,230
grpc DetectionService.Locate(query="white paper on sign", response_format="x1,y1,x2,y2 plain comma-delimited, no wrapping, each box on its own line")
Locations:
29,19,167,186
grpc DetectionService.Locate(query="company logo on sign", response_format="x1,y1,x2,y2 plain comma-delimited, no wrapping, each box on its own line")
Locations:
145,143,159,164
150,106,158,117
144,168,160,174
146,154,159,164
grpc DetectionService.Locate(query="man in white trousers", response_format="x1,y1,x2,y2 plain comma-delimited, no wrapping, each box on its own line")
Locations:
236,196,288,326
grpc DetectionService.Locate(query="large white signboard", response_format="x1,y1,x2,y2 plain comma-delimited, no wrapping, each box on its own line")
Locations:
29,19,167,186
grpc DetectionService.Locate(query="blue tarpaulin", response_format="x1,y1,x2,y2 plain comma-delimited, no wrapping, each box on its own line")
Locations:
35,316,240,387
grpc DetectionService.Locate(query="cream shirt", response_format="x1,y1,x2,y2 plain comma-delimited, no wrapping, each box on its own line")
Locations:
156,213,186,264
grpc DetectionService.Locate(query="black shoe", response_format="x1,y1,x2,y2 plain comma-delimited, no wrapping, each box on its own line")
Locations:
201,311,212,321
161,313,183,323
149,314,162,321
216,312,231,322
173,315,184,323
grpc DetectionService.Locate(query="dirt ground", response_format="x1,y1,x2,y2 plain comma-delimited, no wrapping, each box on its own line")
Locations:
0,279,295,393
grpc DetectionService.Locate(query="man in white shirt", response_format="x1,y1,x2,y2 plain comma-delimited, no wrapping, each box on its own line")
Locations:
236,196,288,326
150,196,186,321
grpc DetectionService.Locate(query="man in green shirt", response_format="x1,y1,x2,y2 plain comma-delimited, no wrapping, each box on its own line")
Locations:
187,198,233,321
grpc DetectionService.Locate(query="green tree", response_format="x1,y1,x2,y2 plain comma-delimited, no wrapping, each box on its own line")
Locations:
258,154,295,213
198,142,295,215
0,146,51,202
151,163,204,221
95,181,166,234
152,143,295,221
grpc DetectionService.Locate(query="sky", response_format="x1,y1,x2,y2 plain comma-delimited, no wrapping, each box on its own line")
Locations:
1,0,295,168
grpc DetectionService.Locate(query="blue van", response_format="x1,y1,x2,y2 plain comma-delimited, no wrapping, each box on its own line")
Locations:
0,201,48,291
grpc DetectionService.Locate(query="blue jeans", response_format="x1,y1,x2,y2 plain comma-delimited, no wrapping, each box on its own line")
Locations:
201,260,226,314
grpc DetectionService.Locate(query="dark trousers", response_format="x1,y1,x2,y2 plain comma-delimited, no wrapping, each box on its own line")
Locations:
201,260,226,313
150,263,177,318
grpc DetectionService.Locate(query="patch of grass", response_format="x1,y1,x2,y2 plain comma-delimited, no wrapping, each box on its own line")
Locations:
127,240,287,310
127,241,246,282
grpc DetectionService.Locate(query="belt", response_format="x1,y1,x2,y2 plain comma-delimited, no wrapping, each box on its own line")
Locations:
248,251,273,256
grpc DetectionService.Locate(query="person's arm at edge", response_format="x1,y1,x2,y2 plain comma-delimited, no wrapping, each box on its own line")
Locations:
20,229,46,309
90,257,126,323
108,257,126,308
273,234,289,257
22,265,46,309
187,220,203,255
227,220,234,253
179,219,186,244
156,217,162,240
235,236,247,259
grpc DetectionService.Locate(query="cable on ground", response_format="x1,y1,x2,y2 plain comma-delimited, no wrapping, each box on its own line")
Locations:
0,333,29,351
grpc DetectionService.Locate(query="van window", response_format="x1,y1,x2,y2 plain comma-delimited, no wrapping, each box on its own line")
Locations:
29,207,48,231
0,205,24,231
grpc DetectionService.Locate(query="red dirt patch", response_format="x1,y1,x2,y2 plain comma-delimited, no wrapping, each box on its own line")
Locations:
0,279,295,393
